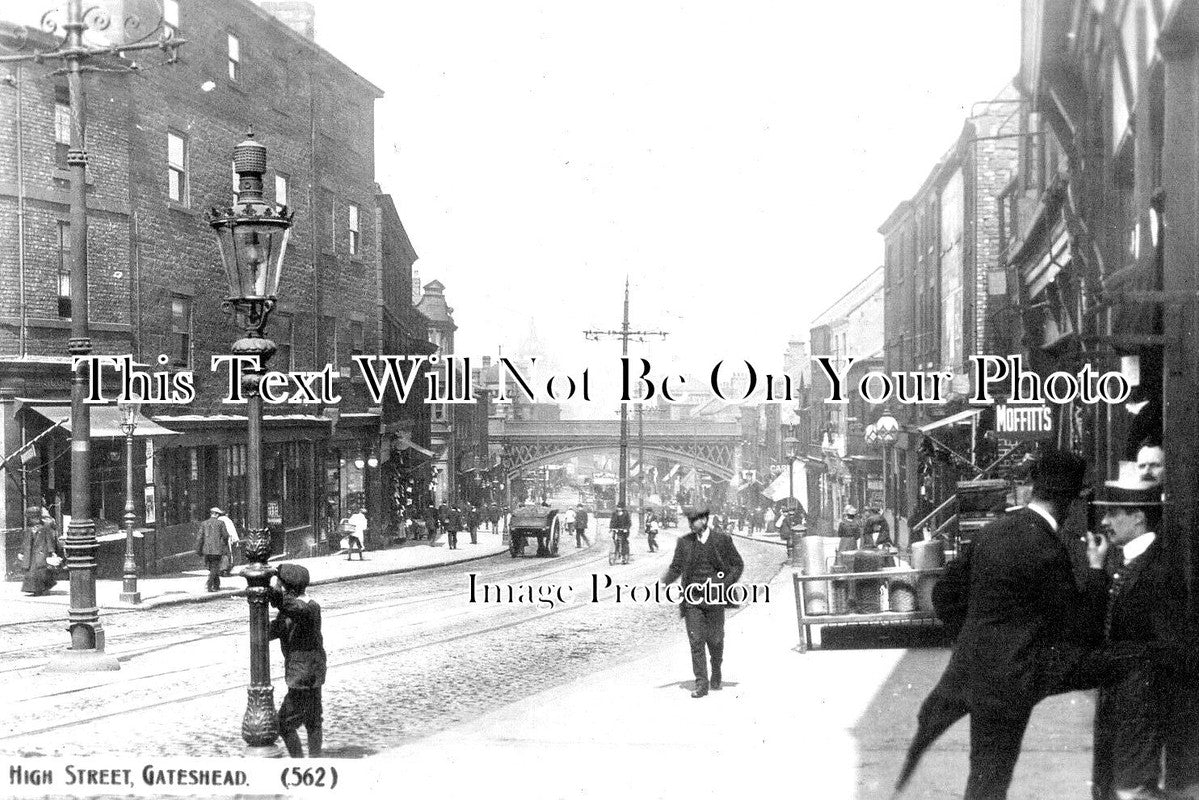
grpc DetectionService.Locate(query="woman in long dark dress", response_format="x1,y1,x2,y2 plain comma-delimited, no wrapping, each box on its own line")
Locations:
20,506,64,596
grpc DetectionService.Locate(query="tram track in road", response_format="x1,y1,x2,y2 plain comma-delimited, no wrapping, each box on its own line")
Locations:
0,544,615,668
0,543,619,683
1,540,780,744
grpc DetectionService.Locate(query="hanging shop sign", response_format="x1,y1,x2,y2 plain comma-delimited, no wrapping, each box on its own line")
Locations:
991,402,1054,441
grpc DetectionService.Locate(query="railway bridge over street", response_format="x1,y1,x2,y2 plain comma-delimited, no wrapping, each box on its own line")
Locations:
490,418,742,483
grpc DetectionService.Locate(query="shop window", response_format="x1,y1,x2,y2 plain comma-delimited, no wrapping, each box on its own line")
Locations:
226,444,247,531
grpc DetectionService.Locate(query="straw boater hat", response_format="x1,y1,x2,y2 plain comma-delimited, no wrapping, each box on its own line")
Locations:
1090,477,1163,508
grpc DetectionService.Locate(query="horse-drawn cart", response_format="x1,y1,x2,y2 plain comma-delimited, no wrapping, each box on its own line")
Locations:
508,505,564,558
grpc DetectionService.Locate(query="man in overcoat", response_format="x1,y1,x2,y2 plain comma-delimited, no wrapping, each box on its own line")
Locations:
195,507,230,592
574,504,590,548
1089,478,1182,799
19,506,64,596
610,504,632,564
661,508,744,699
896,449,1118,798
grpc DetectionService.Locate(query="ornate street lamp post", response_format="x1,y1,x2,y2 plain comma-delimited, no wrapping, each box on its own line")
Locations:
118,398,141,604
872,414,900,521
207,131,294,756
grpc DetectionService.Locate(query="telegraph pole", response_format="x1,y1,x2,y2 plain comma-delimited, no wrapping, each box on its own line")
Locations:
584,278,667,520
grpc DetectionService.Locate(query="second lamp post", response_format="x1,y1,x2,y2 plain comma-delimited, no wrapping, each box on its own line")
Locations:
207,131,294,756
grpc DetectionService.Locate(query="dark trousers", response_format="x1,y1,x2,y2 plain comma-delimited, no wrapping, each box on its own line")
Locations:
447,529,458,549
647,532,658,552
1093,668,1166,798
683,604,725,687
899,644,1157,799
204,555,222,591
469,527,478,544
576,528,590,547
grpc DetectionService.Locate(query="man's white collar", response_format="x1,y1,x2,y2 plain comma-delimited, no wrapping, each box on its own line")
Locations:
1026,501,1059,533
1122,531,1156,563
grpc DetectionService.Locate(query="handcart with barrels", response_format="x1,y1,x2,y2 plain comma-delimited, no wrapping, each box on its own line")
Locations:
507,505,564,558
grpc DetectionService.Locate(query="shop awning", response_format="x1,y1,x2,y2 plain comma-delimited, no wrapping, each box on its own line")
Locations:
762,462,809,504
917,408,982,433
22,404,180,438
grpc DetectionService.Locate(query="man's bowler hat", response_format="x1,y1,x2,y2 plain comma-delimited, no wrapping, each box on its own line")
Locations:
1031,449,1089,497
685,507,710,523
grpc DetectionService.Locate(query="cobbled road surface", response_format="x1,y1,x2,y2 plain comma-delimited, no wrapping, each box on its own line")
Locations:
0,525,783,759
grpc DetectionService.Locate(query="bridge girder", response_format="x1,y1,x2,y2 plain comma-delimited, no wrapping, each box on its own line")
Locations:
499,438,737,482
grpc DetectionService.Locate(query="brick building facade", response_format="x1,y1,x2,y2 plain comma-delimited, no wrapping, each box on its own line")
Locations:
878,91,1022,538
0,0,430,576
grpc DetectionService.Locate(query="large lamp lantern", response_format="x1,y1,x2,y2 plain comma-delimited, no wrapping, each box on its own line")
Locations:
207,130,293,757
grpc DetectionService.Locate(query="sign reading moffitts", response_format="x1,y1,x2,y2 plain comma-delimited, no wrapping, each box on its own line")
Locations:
993,403,1054,441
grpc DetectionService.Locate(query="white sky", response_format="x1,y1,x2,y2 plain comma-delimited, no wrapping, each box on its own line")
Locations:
302,0,1021,379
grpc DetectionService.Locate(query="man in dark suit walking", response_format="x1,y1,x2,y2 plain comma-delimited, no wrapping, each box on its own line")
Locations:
1090,479,1184,800
897,450,1117,798
661,508,744,699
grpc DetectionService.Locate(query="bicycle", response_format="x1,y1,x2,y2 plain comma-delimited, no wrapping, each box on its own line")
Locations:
609,528,631,565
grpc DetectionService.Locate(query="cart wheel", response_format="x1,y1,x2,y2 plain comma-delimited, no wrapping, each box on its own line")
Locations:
608,546,618,566
549,516,561,556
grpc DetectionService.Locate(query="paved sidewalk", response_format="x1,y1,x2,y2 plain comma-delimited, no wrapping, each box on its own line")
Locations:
2,531,507,620
376,568,1100,800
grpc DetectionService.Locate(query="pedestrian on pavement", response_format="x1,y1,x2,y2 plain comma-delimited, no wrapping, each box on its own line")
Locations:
467,503,481,544
645,510,660,553
1089,478,1190,799
488,503,499,533
269,563,326,759
19,506,64,596
862,506,891,549
896,449,1145,799
661,507,744,698
446,504,462,550
564,506,577,542
750,506,764,535
836,505,862,551
610,504,632,564
763,505,776,534
195,507,230,592
575,505,590,547
219,511,241,575
349,507,369,557
424,503,440,544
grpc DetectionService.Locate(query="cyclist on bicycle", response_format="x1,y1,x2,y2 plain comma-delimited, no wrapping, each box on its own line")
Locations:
610,504,632,564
